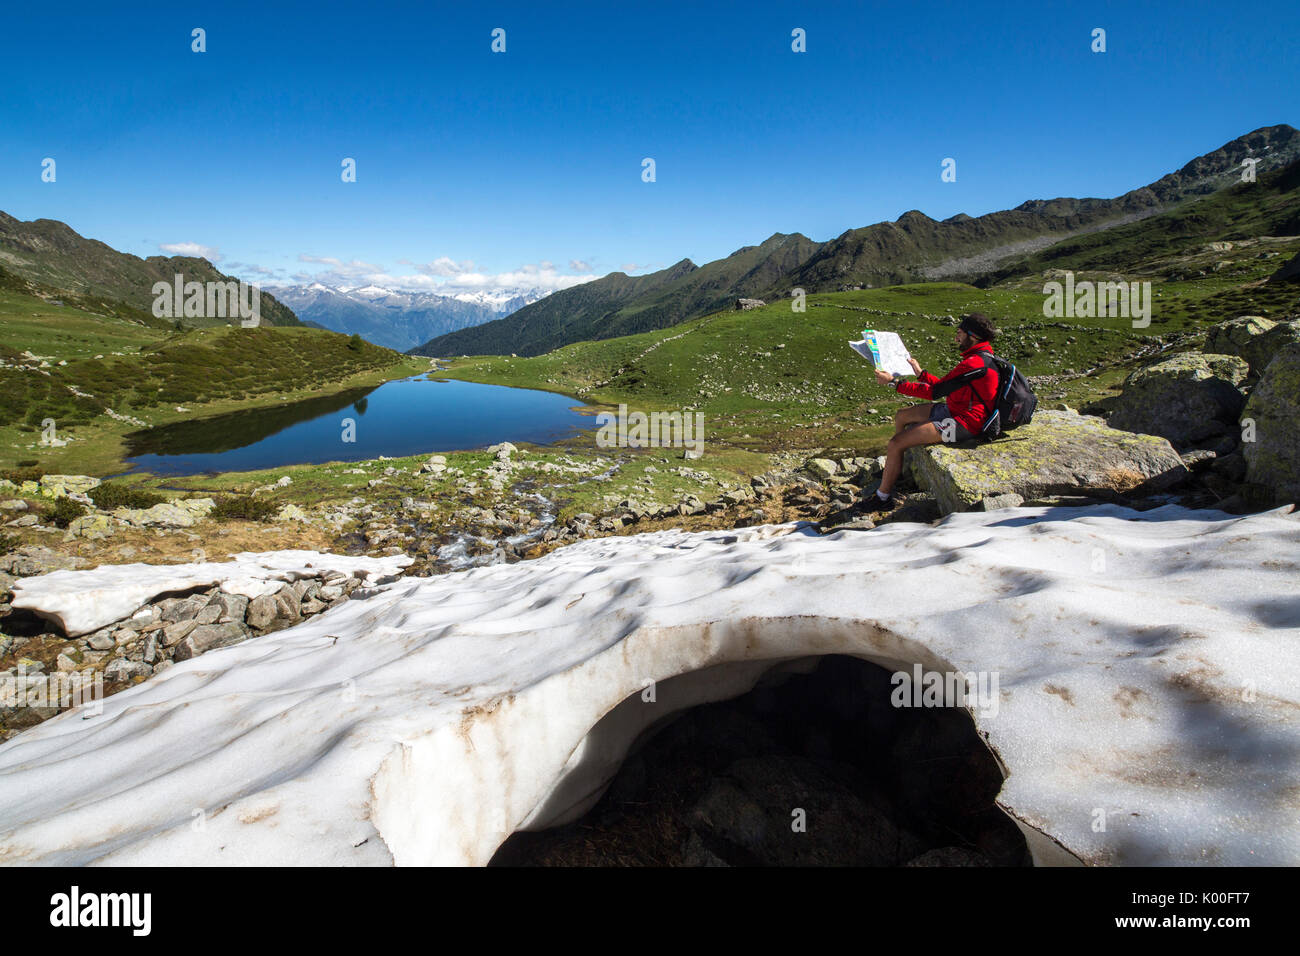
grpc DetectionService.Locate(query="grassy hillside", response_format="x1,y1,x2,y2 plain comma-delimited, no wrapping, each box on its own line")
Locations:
0,211,302,329
429,228,1298,458
415,125,1299,359
0,325,426,473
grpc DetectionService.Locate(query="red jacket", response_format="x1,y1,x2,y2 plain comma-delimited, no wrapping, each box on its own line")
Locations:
895,341,999,434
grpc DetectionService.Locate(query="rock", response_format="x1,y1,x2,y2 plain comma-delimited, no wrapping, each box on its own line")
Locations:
1242,343,1300,506
487,442,516,459
805,459,838,480
104,659,152,681
908,410,1189,515
734,298,766,310
161,619,197,647
193,604,222,626
114,502,198,529
87,634,116,651
275,504,309,523
9,552,413,637
210,591,249,624
1108,352,1249,445
976,493,1025,511
1211,452,1247,483
246,594,277,630
142,634,158,664
38,475,100,498
173,623,250,661
0,500,27,512
7,514,38,527
1268,251,1300,283
273,589,302,625
1179,449,1218,472
55,653,80,672
1204,316,1300,376
161,596,205,623
177,498,216,518
63,514,115,539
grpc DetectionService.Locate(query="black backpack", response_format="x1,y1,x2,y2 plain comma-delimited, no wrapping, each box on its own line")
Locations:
972,351,1037,440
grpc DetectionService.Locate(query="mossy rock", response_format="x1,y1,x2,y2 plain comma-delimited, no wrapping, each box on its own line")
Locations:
907,410,1188,515
1108,351,1248,446
1242,342,1300,507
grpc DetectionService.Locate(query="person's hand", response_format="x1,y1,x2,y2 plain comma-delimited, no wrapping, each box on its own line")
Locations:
907,357,922,375
874,369,893,386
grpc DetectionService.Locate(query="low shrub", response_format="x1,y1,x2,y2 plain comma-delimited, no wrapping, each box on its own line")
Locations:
211,494,279,522
46,497,87,528
0,466,44,484
88,482,167,511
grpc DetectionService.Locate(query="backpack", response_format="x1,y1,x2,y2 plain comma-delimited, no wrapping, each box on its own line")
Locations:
972,351,1037,440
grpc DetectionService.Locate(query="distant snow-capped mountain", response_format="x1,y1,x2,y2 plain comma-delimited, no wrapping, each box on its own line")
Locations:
271,283,550,352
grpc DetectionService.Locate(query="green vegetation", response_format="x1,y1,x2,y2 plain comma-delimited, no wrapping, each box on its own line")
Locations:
211,494,280,522
0,210,302,328
0,532,17,556
45,497,86,528
87,482,167,510
0,326,402,431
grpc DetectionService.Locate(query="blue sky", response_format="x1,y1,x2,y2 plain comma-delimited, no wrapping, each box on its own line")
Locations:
1,0,1295,295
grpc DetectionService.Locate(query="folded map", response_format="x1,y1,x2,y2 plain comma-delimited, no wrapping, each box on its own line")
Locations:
849,329,913,377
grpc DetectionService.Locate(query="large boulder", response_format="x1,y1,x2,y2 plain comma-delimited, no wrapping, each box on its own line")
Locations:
1107,351,1248,445
1242,342,1300,506
1204,315,1300,376
1269,250,1300,283
908,410,1189,515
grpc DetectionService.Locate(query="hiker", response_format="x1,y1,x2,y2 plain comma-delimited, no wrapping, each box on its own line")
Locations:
869,312,1000,508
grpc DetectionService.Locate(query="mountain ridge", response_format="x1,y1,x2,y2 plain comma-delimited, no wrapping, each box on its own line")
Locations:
412,123,1299,358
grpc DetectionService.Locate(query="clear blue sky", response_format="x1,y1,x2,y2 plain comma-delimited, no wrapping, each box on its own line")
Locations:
1,0,1295,294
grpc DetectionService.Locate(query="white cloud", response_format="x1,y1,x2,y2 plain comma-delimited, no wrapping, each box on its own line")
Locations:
569,259,592,272
160,241,221,261
291,252,604,295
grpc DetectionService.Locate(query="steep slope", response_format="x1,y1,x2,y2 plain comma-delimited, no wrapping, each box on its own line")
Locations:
784,124,1300,291
413,124,1299,358
0,212,301,328
413,258,700,357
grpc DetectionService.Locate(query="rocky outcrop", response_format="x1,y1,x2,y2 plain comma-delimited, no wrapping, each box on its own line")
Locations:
1107,352,1248,445
908,410,1188,515
1269,250,1300,283
735,298,766,310
1204,315,1300,376
1242,342,1300,506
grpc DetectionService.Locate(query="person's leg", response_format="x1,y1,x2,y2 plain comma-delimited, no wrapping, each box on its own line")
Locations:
892,403,932,435
878,421,945,496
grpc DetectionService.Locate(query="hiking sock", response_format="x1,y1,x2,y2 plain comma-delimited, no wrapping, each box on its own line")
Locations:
875,489,891,501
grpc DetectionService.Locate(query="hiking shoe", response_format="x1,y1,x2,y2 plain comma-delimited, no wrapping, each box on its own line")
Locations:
867,489,902,512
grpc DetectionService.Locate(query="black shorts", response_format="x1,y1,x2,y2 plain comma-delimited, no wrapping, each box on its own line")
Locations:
927,403,975,443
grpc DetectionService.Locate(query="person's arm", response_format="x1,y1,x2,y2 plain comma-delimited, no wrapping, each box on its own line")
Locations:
929,356,987,400
908,357,939,386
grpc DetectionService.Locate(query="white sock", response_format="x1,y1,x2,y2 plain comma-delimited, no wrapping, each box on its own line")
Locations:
876,489,890,500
